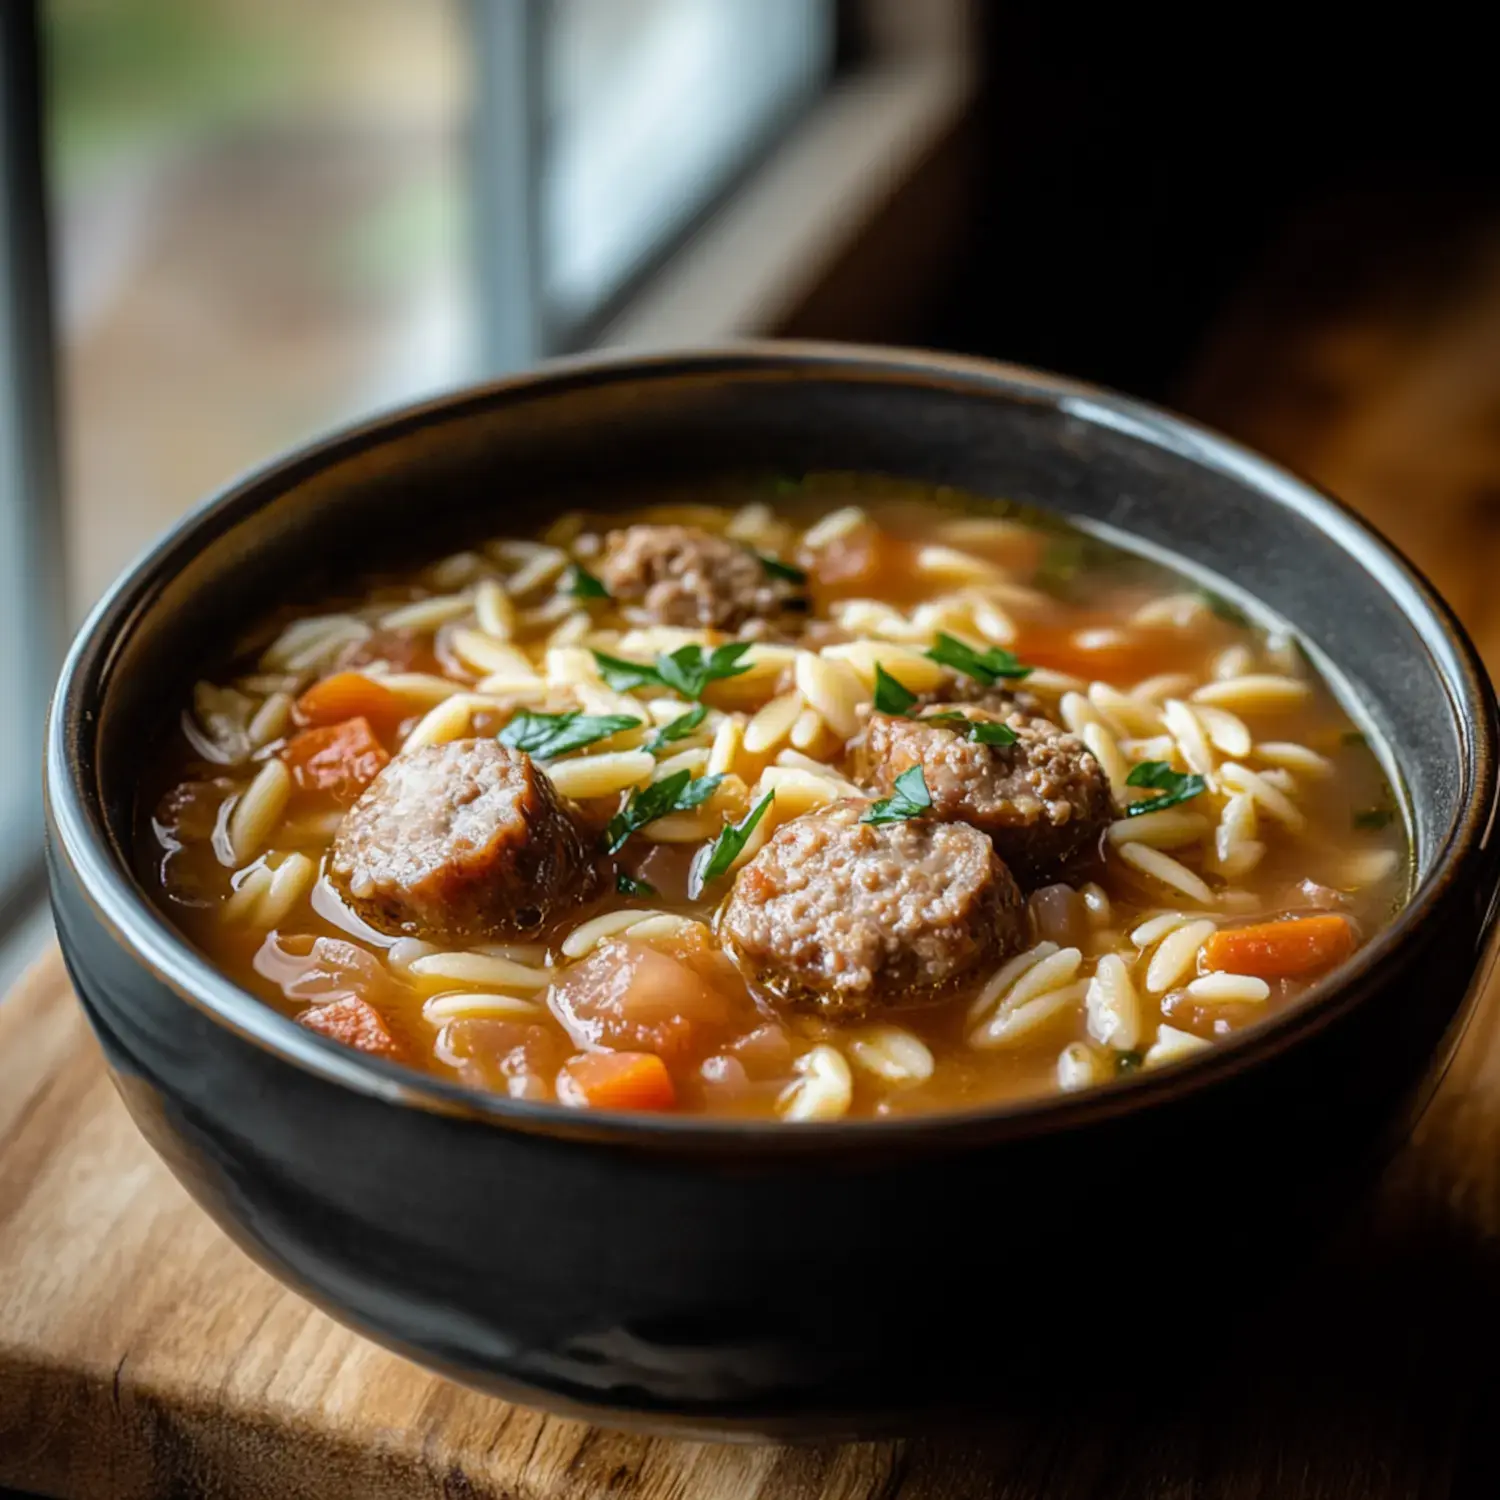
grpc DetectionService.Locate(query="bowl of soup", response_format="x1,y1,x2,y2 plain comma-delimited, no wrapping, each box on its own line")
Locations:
46,344,1500,1437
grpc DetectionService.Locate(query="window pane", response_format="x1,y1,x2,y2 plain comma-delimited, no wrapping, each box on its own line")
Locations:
1,4,58,909
540,0,833,334
47,0,474,606
0,348,34,901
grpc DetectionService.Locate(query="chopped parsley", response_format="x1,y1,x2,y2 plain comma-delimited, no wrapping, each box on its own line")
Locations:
873,663,919,716
1115,1049,1145,1074
603,770,724,854
692,790,776,896
615,871,657,898
1199,589,1249,627
498,710,640,761
592,642,753,700
1354,807,1396,831
759,553,808,586
562,562,610,600
1341,729,1369,748
647,702,708,751
925,631,1034,686
922,710,1019,747
861,765,932,826
1123,760,1208,816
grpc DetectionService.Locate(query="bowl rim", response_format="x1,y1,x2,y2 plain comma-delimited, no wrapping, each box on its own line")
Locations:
45,339,1500,1148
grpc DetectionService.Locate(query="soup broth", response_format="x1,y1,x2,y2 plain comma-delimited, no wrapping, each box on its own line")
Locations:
140,479,1409,1119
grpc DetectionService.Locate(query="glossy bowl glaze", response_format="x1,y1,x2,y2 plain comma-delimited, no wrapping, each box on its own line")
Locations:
46,344,1500,1439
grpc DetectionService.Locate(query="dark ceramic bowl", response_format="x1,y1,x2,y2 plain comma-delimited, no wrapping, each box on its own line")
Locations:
46,344,1500,1440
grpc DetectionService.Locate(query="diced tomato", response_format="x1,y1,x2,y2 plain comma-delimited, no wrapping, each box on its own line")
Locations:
727,1023,795,1078
294,671,404,731
549,936,746,1065
298,996,403,1060
1200,915,1356,981
339,628,433,674
435,1018,564,1101
1014,620,1204,683
255,933,396,1008
557,1051,677,1112
280,717,389,803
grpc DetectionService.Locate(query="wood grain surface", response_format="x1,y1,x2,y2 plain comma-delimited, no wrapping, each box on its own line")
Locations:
6,930,1500,1500
8,197,1500,1498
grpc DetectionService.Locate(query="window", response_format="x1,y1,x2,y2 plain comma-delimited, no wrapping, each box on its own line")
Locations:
47,0,474,607
467,0,835,369
1,3,62,918
45,0,836,601
538,0,833,338
5,0,948,936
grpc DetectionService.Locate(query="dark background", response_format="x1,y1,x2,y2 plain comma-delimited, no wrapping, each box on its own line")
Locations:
927,14,1497,406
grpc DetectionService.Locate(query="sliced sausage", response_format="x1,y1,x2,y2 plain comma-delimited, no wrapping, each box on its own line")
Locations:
720,800,1025,1020
598,523,797,630
328,738,595,944
857,707,1112,887
914,671,1041,719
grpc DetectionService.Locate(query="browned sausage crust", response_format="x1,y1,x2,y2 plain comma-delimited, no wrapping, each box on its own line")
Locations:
598,523,795,630
719,800,1025,1020
329,739,595,944
858,708,1112,887
913,672,1041,719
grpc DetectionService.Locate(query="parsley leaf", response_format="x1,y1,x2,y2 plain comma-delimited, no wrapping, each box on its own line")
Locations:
873,663,918,716
1199,589,1249,627
691,790,776,897
1123,760,1207,816
563,562,610,600
657,641,753,698
920,710,1019,747
925,631,1034,685
1354,807,1395,831
592,650,665,693
591,642,753,700
1115,1048,1145,1074
861,765,932,825
1341,729,1368,748
969,720,1021,746
759,553,808,586
498,710,640,761
615,871,657,898
604,770,724,853
647,703,707,750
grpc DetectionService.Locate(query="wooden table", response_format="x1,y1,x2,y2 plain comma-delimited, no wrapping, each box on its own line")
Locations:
6,940,1500,1499
8,200,1500,1498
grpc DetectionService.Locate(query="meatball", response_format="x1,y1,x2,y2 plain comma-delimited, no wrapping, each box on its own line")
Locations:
858,708,1112,887
329,739,595,944
720,801,1025,1020
913,671,1040,719
598,523,796,630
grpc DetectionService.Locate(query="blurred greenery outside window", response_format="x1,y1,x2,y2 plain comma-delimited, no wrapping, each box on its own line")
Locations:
45,0,832,606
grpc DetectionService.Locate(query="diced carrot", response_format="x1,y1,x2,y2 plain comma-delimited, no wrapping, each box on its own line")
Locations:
557,1051,677,1112
294,671,404,730
298,996,403,1060
280,716,390,803
1200,915,1356,981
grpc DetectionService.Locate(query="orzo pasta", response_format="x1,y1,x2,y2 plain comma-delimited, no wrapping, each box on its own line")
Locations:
141,478,1408,1118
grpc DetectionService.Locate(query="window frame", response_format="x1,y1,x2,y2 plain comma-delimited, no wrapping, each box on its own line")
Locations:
469,0,843,374
0,0,64,933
